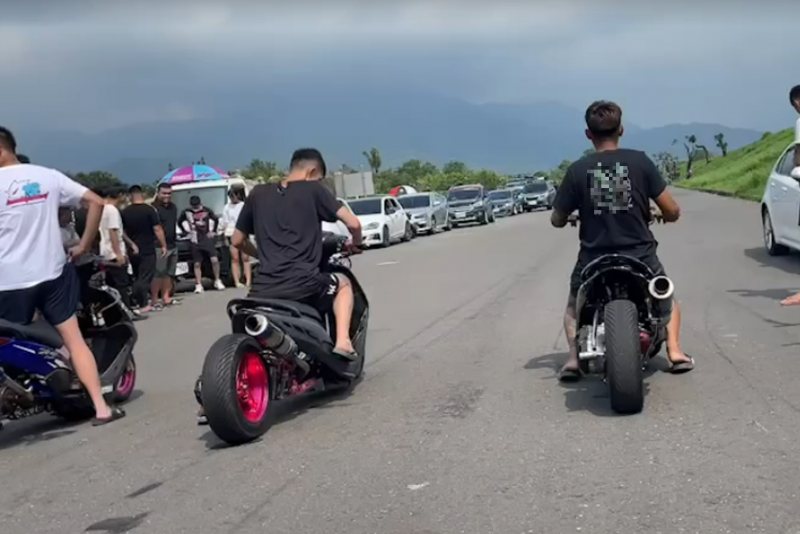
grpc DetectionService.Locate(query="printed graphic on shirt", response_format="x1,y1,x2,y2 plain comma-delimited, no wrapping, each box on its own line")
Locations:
6,180,49,206
588,162,632,215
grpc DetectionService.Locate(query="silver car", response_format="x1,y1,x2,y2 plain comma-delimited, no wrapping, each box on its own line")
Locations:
397,192,450,234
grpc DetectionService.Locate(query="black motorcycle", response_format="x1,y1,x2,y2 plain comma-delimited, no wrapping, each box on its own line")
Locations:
195,233,368,445
574,253,674,414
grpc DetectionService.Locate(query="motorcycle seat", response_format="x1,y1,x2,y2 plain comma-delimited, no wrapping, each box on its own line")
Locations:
230,298,324,324
0,319,64,348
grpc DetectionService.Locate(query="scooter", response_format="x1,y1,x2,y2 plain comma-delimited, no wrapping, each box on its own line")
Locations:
195,233,368,445
0,257,138,427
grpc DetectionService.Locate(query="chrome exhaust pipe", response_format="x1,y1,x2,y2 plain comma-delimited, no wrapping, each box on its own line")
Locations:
244,314,269,337
243,313,305,372
648,275,674,300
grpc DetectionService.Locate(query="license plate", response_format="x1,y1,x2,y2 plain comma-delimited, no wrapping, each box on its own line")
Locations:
176,262,189,276
455,212,466,219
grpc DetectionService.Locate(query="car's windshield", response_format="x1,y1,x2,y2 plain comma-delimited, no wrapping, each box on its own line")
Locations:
171,185,229,215
488,190,511,200
348,198,383,215
398,195,430,209
448,188,481,201
524,182,549,193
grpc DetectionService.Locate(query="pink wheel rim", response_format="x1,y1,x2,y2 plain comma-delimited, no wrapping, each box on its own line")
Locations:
116,360,136,397
236,351,269,423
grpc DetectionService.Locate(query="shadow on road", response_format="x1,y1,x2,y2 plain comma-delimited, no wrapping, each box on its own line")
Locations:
728,288,796,301
199,378,363,450
525,352,668,417
744,247,800,277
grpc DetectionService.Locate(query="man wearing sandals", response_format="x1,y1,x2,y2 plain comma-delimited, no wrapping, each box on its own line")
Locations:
550,101,694,382
0,127,125,425
779,85,800,306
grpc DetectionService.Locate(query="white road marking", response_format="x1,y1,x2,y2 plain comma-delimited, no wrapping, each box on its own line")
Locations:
377,261,399,266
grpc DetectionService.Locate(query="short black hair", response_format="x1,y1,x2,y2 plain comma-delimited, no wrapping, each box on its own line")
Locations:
790,85,800,104
128,184,143,195
105,185,125,199
157,182,171,191
16,154,30,164
0,126,17,153
189,195,201,206
290,148,327,177
585,100,623,139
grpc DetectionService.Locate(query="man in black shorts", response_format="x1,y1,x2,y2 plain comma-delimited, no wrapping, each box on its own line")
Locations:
233,148,363,358
550,101,693,381
122,185,167,312
152,183,181,308
179,195,225,293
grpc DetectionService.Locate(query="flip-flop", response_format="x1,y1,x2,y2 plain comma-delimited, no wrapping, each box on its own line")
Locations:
781,296,800,306
332,348,359,362
558,367,583,383
164,299,182,306
91,406,126,426
669,356,695,374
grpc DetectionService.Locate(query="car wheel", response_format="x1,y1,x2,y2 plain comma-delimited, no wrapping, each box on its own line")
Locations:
381,225,391,247
763,209,789,256
401,222,413,242
445,216,453,231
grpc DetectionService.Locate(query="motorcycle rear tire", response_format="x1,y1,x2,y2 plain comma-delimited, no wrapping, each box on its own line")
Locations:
201,334,272,445
604,299,644,415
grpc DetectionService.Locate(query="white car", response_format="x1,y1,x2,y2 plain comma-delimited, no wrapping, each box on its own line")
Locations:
346,195,412,247
322,198,354,240
761,143,800,255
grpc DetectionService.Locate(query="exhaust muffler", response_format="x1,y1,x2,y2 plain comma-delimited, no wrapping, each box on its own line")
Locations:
647,275,674,323
244,314,309,375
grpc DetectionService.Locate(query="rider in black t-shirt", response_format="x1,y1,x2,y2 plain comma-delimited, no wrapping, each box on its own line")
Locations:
233,148,363,359
550,100,694,381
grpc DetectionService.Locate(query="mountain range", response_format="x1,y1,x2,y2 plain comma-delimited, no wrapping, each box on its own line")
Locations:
12,86,763,184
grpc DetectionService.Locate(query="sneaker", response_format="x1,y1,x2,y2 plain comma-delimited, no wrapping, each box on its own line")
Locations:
235,282,246,289
214,280,226,291
194,284,204,294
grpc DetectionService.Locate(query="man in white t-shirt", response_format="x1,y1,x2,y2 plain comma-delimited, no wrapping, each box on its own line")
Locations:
792,85,800,173
0,126,125,425
99,186,141,315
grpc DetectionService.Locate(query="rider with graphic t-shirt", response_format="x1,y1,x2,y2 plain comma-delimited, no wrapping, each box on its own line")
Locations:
550,101,694,381
0,126,125,425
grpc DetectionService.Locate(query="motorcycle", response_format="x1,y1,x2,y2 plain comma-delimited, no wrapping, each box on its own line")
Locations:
574,254,674,414
0,257,138,427
195,233,368,445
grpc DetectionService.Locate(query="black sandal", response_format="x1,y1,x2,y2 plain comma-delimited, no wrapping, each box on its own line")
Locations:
669,355,695,374
92,406,126,426
558,367,583,383
332,348,358,362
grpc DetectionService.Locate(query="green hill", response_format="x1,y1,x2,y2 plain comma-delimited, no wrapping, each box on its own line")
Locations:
676,128,794,201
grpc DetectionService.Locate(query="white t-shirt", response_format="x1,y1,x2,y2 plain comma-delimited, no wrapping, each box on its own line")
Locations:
222,202,244,237
0,164,87,291
99,204,126,261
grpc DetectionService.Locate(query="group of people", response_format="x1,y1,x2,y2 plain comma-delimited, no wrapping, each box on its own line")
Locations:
57,181,256,319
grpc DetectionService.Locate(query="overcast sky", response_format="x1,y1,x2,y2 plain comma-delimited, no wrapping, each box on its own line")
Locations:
2,0,797,133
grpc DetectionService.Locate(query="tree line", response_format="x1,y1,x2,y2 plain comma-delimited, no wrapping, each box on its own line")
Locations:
62,130,732,194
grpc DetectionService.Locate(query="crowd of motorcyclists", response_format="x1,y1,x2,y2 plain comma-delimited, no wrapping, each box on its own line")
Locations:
1,95,704,430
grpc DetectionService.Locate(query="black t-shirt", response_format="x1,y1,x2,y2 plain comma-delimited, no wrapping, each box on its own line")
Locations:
122,203,160,256
236,181,340,300
553,148,666,257
153,202,178,247
180,207,218,244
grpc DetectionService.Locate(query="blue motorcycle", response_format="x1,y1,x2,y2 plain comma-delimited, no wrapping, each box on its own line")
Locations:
0,257,138,427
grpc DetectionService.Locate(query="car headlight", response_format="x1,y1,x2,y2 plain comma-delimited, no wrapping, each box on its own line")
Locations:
473,201,483,208
365,222,380,230
505,202,512,208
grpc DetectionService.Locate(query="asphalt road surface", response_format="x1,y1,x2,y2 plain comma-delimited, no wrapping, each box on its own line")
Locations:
3,189,800,534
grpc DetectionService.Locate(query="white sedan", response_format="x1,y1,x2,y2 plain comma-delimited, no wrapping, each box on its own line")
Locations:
761,143,800,255
346,196,412,247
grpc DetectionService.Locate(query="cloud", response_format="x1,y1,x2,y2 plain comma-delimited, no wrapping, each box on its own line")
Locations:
1,1,799,133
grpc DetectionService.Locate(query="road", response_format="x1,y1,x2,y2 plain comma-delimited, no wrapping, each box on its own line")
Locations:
3,188,800,534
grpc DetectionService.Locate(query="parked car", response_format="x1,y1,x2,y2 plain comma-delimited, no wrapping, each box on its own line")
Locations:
762,144,800,255
397,192,450,234
347,195,414,247
487,189,519,217
447,184,494,227
522,180,556,211
322,198,354,240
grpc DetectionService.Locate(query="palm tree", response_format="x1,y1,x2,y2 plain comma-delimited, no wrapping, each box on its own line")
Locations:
362,147,382,175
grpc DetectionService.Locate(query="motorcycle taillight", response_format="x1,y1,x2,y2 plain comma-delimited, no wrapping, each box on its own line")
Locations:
0,337,11,347
639,331,651,354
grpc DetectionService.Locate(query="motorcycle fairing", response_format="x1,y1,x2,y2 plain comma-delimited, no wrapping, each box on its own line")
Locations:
576,254,654,319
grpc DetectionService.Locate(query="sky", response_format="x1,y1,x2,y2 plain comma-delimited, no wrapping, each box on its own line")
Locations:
1,0,798,134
